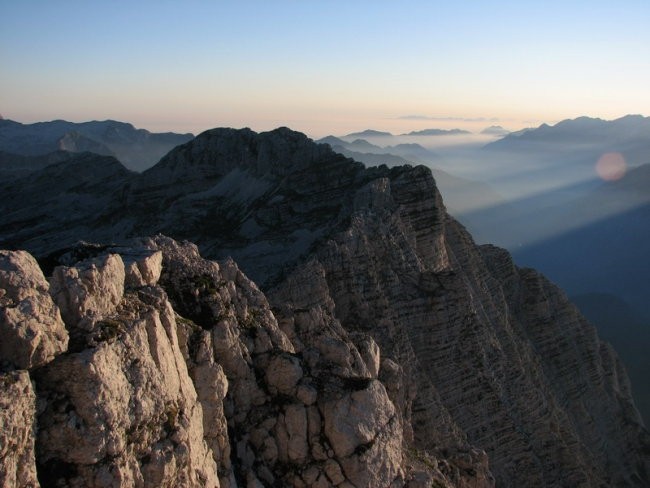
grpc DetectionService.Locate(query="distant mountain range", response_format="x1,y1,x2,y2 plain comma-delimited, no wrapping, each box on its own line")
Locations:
480,125,510,136
484,114,650,167
343,129,393,138
0,118,193,171
473,117,650,316
491,114,650,145
342,127,480,139
318,135,439,163
401,128,470,136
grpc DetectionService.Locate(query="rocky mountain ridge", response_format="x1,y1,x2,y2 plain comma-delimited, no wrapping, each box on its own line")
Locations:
1,127,649,487
1,237,492,487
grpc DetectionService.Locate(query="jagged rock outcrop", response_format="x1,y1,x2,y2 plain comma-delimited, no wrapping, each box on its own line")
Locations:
0,250,68,370
151,236,413,487
1,238,483,487
0,126,648,487
1,245,220,487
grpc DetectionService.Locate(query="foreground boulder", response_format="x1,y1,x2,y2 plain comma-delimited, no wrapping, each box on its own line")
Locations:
0,250,68,370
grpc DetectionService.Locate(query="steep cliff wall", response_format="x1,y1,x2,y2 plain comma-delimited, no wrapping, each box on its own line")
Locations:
263,164,649,487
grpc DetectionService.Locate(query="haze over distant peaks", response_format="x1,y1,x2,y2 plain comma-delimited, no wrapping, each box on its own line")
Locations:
480,125,510,136
343,129,393,138
402,128,470,136
0,118,193,171
317,135,347,147
488,114,650,148
317,135,438,164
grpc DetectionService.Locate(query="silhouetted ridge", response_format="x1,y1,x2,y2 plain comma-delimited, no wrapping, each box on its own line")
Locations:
146,126,351,181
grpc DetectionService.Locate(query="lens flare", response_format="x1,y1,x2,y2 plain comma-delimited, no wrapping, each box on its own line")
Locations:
595,152,626,181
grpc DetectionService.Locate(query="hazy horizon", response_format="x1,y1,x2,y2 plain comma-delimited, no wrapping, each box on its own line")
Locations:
2,113,647,143
2,1,649,138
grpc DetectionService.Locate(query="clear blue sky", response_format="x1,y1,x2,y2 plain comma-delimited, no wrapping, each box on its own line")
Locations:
1,1,649,136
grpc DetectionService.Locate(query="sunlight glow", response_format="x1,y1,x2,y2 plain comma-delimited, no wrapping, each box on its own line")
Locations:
596,152,627,181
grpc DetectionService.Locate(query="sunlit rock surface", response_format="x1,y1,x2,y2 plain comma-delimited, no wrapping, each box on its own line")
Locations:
0,370,39,488
0,250,68,370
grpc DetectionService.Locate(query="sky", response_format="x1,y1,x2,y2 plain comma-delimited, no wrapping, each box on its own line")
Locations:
1,0,649,138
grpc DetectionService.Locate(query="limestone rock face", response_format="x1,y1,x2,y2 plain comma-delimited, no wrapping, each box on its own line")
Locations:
264,162,649,486
120,248,163,288
0,250,68,370
36,250,218,488
0,238,424,488
49,253,125,332
151,235,408,488
0,371,39,488
322,379,396,458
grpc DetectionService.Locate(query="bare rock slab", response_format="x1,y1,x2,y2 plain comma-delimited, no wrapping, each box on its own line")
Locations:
0,370,39,488
0,250,68,370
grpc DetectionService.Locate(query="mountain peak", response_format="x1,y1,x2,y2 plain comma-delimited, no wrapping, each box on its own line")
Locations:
147,126,348,183
317,135,347,147
344,129,393,138
480,125,509,136
401,128,471,136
